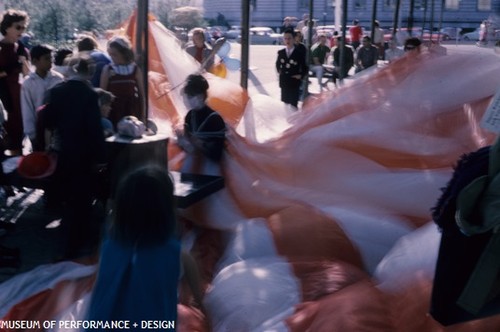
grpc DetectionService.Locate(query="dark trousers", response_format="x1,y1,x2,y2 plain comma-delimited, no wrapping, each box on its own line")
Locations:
52,162,102,258
281,85,300,108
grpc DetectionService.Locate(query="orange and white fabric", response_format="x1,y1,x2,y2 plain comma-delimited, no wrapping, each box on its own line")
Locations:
2,13,500,332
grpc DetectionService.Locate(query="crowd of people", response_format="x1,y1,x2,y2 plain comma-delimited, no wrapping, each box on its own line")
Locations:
275,16,423,109
0,9,426,229
0,7,229,327
159,16,426,112
0,7,450,328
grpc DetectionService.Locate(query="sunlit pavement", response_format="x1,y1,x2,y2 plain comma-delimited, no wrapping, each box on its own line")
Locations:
224,40,499,99
0,189,65,282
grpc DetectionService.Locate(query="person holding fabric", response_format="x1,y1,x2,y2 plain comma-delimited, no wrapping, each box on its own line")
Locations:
0,9,31,156
176,74,226,176
100,36,145,127
276,29,308,109
185,28,214,72
86,166,205,327
20,44,63,151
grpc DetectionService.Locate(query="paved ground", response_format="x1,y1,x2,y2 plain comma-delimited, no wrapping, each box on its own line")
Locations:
0,188,66,283
0,41,497,284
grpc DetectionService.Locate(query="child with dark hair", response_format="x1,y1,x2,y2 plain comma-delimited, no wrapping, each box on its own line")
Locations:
21,44,63,149
76,35,110,87
94,87,115,137
100,36,145,127
404,37,422,52
53,47,73,76
176,74,226,175
86,166,203,325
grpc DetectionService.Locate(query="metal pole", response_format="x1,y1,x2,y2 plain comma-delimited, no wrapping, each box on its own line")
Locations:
281,0,285,32
307,0,314,49
240,0,250,89
421,0,428,39
408,0,415,36
370,0,377,42
136,0,149,123
391,0,401,40
429,0,435,42
437,0,445,43
303,0,314,95
339,0,347,83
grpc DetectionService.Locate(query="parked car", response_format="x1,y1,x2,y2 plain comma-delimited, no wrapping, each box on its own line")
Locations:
238,27,283,45
364,28,393,42
462,28,480,41
225,26,242,40
462,25,500,42
206,26,226,41
440,27,462,40
316,25,336,38
392,27,446,44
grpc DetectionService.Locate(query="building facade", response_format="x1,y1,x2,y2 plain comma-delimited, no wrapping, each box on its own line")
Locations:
203,0,500,30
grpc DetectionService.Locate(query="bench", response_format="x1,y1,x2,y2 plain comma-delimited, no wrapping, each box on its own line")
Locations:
308,66,335,86
308,65,354,89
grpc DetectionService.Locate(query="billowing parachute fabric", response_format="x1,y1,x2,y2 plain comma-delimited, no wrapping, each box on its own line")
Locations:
2,13,500,331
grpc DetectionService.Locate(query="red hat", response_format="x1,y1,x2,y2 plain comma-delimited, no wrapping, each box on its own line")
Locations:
17,152,57,179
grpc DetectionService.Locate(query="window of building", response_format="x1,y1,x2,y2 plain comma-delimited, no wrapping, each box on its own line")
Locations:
251,0,257,11
415,0,426,10
383,0,395,10
298,0,308,9
445,0,460,10
478,0,492,11
354,0,367,10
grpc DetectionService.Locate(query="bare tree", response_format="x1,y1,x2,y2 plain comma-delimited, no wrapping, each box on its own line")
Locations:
2,0,201,45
